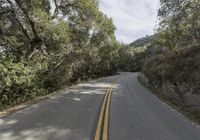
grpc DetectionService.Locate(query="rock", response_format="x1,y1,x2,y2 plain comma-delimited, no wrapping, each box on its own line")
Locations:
138,73,149,85
161,82,179,100
183,93,200,111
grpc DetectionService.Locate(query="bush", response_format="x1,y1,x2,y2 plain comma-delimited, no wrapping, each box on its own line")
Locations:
0,59,46,110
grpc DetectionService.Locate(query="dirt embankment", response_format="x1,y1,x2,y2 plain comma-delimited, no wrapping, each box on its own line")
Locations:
140,46,200,124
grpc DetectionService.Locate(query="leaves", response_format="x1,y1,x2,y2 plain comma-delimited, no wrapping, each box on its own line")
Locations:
0,0,120,110
157,0,200,53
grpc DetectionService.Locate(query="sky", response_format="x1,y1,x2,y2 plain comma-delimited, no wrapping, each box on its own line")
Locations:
99,0,160,43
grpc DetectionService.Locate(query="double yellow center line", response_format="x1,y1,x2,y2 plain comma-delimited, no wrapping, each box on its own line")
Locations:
94,86,112,140
94,77,119,140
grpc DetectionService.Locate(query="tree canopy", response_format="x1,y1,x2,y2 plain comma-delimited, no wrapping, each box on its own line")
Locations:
0,0,120,109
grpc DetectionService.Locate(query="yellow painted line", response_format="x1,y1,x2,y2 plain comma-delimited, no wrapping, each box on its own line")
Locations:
102,87,112,140
94,76,120,140
94,87,111,140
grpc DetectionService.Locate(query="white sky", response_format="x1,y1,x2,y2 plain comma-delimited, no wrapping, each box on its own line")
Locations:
99,0,160,43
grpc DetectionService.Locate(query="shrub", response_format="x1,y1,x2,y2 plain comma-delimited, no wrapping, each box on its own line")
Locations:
0,59,45,110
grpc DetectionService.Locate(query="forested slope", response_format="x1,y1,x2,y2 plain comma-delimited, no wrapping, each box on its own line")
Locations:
140,0,200,122
129,35,154,48
0,0,121,110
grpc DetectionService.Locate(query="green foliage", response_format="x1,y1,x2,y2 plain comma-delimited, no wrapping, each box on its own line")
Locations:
0,59,46,109
142,0,200,80
142,0,200,102
142,0,200,84
157,0,200,53
116,45,147,72
117,34,157,72
0,0,120,110
129,35,154,48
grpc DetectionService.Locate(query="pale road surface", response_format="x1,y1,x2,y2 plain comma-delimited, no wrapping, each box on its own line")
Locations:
0,72,200,140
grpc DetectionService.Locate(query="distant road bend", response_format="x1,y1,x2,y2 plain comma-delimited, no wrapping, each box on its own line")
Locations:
0,73,200,140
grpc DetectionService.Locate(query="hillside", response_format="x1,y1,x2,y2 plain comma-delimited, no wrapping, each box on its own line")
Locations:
138,0,200,123
129,35,154,48
141,46,200,122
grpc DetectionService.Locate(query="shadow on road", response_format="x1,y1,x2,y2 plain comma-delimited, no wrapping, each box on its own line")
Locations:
0,76,119,140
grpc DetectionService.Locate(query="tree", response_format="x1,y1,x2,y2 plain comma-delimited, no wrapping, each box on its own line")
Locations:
0,0,120,109
157,0,200,54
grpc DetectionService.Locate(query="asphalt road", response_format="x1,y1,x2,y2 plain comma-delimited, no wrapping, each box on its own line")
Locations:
0,72,200,140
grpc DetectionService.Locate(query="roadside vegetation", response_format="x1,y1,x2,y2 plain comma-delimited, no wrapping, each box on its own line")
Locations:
1,0,200,123
0,0,123,110
138,0,200,123
116,43,147,72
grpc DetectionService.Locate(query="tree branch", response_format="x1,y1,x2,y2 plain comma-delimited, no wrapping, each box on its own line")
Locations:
6,0,31,41
52,0,59,19
51,0,80,19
